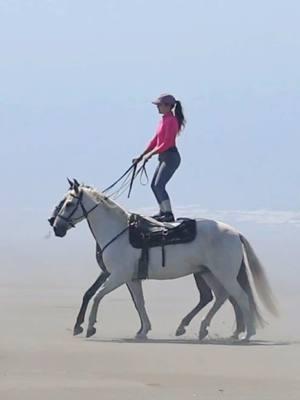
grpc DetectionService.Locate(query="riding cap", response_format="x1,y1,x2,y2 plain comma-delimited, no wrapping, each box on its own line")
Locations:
152,94,177,106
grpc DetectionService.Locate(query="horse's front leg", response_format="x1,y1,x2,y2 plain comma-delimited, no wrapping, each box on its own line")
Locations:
87,273,127,338
126,280,152,339
73,271,109,336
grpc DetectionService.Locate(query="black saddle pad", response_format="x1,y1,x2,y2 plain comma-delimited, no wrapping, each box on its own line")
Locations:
128,213,197,249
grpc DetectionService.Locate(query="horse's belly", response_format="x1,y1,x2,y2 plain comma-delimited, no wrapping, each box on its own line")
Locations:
147,241,203,280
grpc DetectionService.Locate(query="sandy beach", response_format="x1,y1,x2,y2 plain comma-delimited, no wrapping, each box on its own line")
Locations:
1,268,299,400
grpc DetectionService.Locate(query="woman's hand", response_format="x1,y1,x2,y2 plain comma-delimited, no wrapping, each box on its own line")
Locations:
132,155,143,164
132,150,155,165
142,152,153,162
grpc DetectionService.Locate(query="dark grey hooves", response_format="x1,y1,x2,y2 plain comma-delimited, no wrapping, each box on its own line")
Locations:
73,325,84,336
240,335,250,343
199,327,209,341
231,332,240,340
175,326,186,336
135,333,148,340
86,327,97,338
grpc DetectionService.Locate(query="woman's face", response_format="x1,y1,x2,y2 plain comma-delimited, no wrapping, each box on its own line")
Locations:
157,103,172,114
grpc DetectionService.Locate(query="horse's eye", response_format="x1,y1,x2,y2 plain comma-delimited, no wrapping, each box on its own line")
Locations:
65,202,72,208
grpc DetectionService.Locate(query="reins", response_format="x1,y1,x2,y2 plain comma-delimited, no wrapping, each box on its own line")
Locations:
103,160,149,199
78,193,129,257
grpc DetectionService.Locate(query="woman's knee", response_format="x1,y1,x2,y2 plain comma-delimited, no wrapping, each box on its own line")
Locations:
151,179,158,193
152,179,166,195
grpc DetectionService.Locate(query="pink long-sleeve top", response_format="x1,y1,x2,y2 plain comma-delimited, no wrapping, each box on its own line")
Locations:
145,112,179,154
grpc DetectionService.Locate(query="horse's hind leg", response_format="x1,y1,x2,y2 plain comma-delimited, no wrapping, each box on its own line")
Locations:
214,273,255,341
126,280,152,339
231,258,266,337
229,262,250,339
73,272,109,336
229,296,245,339
176,273,213,336
198,273,228,340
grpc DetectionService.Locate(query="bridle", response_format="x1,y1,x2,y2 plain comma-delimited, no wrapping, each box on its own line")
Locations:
56,188,129,256
56,190,101,228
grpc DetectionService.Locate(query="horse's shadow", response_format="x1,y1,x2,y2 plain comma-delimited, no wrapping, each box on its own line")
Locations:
86,336,296,347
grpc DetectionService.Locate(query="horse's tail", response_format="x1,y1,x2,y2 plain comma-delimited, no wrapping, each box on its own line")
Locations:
238,259,266,328
239,234,278,317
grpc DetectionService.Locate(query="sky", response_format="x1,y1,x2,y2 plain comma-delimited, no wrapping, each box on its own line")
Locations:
0,1,299,254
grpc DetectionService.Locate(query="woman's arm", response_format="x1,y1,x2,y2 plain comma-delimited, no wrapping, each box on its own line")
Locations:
141,118,177,160
132,133,158,163
152,117,177,154
143,134,157,154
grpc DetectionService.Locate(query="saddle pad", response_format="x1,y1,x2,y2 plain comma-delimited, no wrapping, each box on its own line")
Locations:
128,213,197,249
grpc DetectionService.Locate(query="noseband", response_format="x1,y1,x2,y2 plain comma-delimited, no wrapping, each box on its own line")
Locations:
56,190,100,228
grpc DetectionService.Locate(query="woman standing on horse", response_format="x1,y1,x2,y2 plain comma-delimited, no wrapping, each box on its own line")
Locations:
134,94,186,223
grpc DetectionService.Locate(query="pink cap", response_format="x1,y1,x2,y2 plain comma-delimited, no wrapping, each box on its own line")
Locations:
152,93,177,106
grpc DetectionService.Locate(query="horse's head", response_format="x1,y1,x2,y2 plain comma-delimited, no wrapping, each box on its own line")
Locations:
49,178,87,237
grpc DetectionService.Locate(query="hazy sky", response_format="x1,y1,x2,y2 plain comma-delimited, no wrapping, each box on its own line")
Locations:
0,1,299,245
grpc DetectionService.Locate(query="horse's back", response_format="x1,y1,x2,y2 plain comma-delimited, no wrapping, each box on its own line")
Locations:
194,217,241,244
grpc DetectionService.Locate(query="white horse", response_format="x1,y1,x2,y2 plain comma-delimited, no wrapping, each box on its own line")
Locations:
49,188,249,340
52,180,277,341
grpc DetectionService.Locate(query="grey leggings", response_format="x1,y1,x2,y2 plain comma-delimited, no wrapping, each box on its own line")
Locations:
151,148,181,204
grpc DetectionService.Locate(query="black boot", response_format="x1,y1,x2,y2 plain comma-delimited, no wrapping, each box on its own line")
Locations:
150,210,163,220
156,212,175,223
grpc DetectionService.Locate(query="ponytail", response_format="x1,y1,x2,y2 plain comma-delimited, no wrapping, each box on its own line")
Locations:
174,100,186,131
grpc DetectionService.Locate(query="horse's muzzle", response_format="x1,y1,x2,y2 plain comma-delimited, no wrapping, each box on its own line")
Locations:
53,226,67,237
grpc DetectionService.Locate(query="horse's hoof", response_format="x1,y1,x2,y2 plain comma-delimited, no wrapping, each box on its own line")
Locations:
231,332,240,340
199,327,209,341
175,326,186,336
240,334,255,342
73,325,84,336
240,335,250,343
240,333,254,342
240,328,255,342
86,327,96,338
135,333,148,340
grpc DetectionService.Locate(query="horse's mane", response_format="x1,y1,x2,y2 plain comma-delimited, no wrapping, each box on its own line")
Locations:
81,184,128,216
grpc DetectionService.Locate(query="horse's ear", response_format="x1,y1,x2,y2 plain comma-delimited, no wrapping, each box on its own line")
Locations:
73,178,79,194
67,178,73,189
73,178,80,187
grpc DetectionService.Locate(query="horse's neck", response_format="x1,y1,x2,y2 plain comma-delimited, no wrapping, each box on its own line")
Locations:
84,193,128,248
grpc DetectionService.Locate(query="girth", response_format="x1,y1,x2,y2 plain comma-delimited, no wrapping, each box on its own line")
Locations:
128,213,197,279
